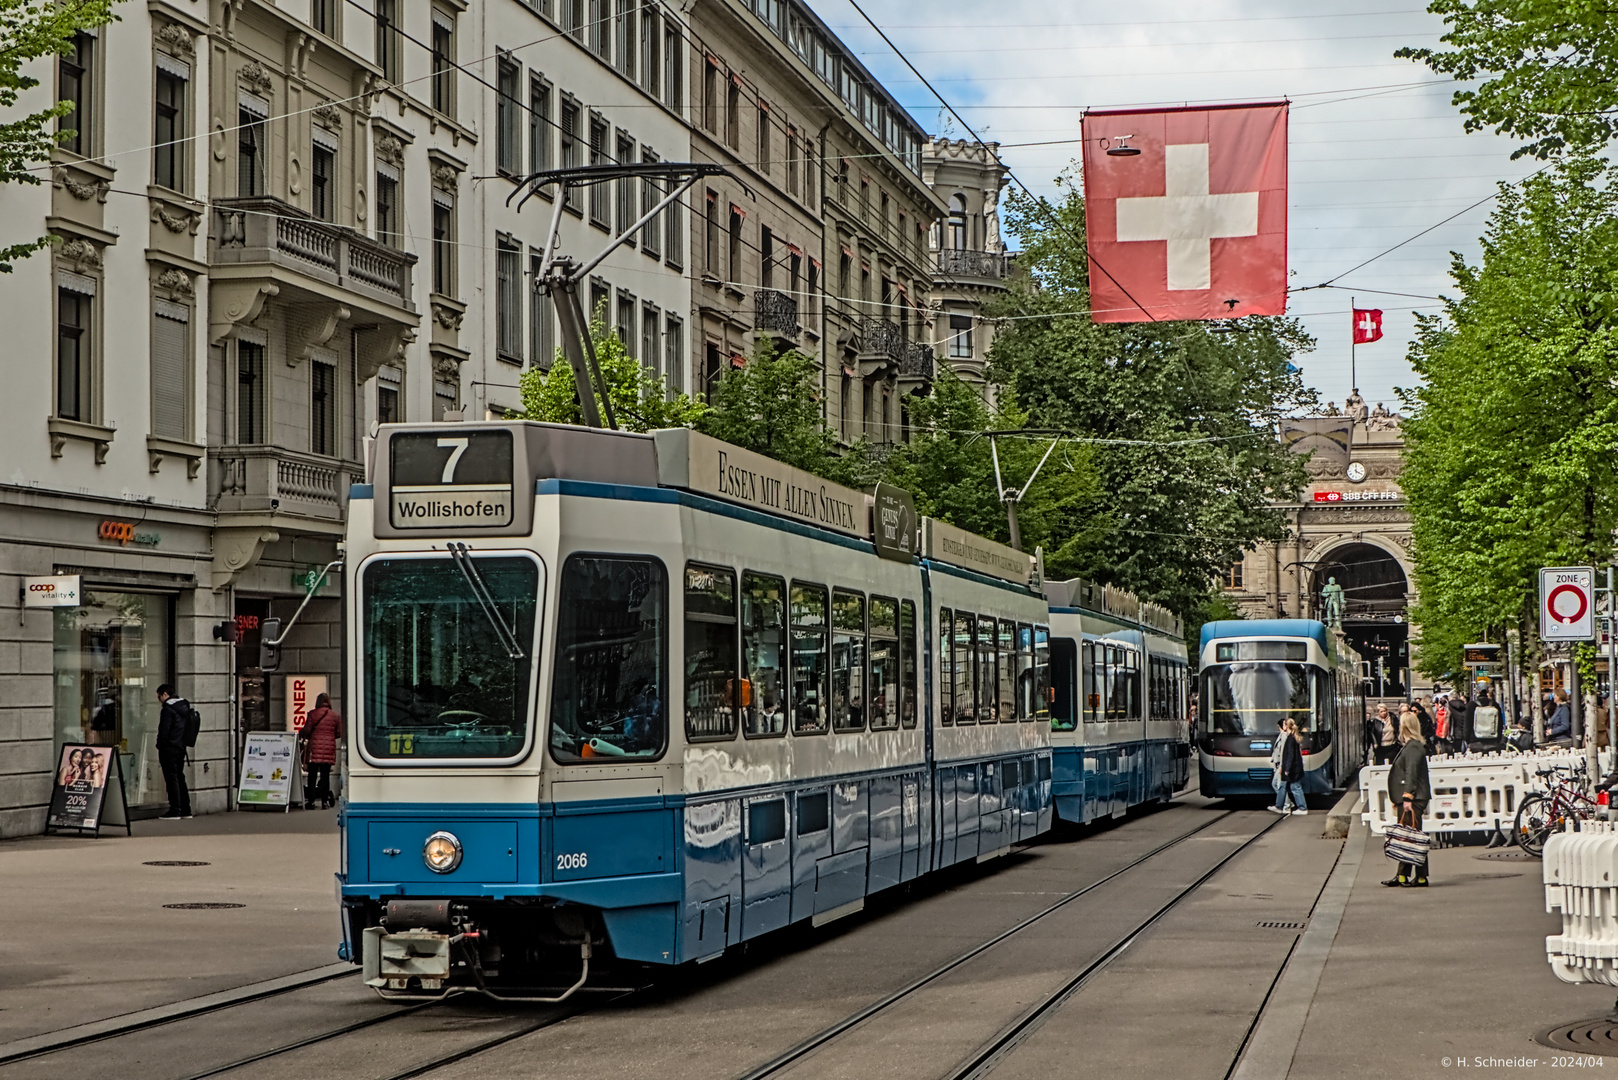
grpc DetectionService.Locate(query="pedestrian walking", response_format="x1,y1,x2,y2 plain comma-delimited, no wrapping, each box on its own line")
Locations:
1373,704,1398,765
1384,712,1431,887
1546,690,1574,747
1448,692,1474,750
298,693,344,810
155,684,192,820
1471,691,1503,749
1435,696,1452,755
1414,697,1436,753
1268,718,1308,815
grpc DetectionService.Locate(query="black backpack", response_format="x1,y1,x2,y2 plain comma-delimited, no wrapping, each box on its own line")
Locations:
183,706,202,748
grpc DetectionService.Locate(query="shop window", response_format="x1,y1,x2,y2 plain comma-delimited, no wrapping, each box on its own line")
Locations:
53,590,174,809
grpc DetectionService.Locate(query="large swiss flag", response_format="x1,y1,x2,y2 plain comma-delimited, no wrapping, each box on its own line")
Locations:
1081,102,1288,323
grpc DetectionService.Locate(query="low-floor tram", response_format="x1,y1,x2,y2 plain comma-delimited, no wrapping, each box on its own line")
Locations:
1196,619,1366,800
1043,579,1192,824
338,421,1057,996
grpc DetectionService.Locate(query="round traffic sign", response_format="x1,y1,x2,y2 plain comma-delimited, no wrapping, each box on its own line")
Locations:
1548,583,1589,625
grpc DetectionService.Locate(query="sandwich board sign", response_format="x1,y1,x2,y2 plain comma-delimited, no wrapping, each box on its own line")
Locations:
1540,566,1596,642
238,731,298,809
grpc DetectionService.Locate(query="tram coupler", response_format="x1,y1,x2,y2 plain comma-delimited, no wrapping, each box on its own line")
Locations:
363,900,480,993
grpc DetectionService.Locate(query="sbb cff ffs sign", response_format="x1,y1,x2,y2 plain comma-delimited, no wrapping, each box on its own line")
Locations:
1540,566,1596,642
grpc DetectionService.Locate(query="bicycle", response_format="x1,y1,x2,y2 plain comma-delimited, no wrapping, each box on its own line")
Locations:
1513,763,1603,857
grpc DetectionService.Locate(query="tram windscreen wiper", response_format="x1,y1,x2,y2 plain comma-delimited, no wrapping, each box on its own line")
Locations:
446,543,526,660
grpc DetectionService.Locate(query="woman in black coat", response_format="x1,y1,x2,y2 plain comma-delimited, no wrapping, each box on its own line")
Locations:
1274,717,1307,815
1384,712,1432,887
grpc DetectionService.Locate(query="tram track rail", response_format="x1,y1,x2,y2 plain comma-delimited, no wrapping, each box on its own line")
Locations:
734,807,1250,1080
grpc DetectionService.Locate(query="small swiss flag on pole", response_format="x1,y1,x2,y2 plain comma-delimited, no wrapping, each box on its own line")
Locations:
1352,308,1383,344
1081,102,1288,323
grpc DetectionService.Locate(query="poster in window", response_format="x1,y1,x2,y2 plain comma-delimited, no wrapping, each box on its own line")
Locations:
47,744,112,831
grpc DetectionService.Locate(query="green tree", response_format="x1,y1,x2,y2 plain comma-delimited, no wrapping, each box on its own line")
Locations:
0,0,118,271
1400,158,1618,677
511,316,705,431
860,365,1097,552
696,338,846,478
1397,2,1618,160
985,181,1318,618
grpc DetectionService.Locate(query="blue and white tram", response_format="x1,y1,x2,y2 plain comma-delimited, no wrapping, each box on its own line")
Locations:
337,421,1054,995
1196,620,1367,800
1043,580,1192,824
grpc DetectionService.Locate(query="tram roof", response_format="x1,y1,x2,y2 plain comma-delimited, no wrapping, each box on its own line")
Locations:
1199,619,1331,652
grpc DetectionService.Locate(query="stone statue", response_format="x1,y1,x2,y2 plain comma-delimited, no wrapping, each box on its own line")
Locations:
982,186,1002,254
1322,400,1342,416
1320,577,1345,628
1367,401,1399,431
1345,389,1368,423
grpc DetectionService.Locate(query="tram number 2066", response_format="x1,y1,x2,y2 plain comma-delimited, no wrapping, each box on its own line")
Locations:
555,852,589,871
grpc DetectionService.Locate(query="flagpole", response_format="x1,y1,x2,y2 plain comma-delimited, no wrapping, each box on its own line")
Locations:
1350,295,1356,395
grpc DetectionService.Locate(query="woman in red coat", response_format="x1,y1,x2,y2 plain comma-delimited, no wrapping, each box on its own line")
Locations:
299,693,344,810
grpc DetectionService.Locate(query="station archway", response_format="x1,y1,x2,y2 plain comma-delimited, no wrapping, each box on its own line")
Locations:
1312,541,1411,698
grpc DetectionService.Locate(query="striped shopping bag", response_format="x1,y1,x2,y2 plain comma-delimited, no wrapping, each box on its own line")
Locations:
1383,808,1430,866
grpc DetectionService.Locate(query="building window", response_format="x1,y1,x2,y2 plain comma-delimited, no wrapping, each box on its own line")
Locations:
59,32,93,155
431,11,456,117
237,106,266,197
614,0,635,79
496,239,522,362
376,0,401,83
729,205,743,283
588,0,607,60
704,190,718,274
641,302,659,379
665,314,683,392
377,368,400,425
665,177,684,268
588,114,610,229
949,193,968,250
1224,561,1245,590
563,0,584,42
703,59,718,132
432,193,455,296
760,226,773,289
616,130,636,242
807,260,818,321
704,340,721,398
805,141,816,205
838,252,850,301
664,21,682,110
375,169,398,247
639,2,659,95
840,371,851,438
153,65,185,191
615,290,636,354
529,76,551,176
310,359,336,456
757,103,770,173
496,55,520,175
237,338,264,443
949,313,973,359
589,279,610,324
640,146,661,257
726,77,740,148
530,251,554,369
311,0,337,36
560,99,581,215
785,125,798,196
311,137,335,220
434,374,458,420
150,301,189,440
56,286,92,421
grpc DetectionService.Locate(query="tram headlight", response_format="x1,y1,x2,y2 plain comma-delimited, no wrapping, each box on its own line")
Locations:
423,831,463,874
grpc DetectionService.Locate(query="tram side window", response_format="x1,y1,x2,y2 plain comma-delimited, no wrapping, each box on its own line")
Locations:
997,619,1016,722
1032,625,1050,724
1050,636,1076,731
1150,658,1163,720
1104,646,1119,720
978,613,997,722
900,600,918,728
684,564,738,742
953,611,976,725
869,596,899,731
549,555,669,764
1015,623,1034,721
1082,642,1098,723
1126,651,1141,720
741,571,787,738
831,589,866,732
790,583,830,734
938,607,954,726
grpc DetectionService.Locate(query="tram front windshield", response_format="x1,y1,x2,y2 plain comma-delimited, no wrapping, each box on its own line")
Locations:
1203,662,1316,736
363,555,539,760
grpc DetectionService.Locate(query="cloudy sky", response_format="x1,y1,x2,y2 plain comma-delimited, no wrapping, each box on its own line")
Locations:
819,0,1539,411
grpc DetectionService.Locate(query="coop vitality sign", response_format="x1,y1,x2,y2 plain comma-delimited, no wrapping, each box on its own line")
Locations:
653,430,865,538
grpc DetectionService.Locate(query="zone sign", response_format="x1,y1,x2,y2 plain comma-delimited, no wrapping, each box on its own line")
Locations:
1540,566,1596,642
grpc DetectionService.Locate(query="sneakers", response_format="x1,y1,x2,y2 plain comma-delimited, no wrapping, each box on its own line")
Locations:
1267,805,1289,814
158,814,182,820
182,814,194,819
1382,877,1407,887
1292,809,1310,816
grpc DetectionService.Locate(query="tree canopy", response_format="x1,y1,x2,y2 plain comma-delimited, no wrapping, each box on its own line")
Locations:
0,0,118,271
512,315,706,432
1398,1,1618,160
983,182,1317,617
1400,158,1618,676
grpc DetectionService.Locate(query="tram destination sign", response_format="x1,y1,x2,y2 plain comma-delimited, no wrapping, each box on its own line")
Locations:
654,430,866,539
923,517,1035,587
388,429,515,530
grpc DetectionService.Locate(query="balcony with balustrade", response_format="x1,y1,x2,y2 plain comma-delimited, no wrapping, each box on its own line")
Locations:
209,444,354,527
936,248,1010,284
753,289,800,340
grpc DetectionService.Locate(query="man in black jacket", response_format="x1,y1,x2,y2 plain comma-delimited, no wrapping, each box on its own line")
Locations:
155,684,192,820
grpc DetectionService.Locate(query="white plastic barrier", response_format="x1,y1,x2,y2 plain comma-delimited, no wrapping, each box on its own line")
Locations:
1543,822,1618,986
1359,748,1613,836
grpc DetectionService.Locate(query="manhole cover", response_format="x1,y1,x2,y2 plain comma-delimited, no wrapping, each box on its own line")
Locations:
143,860,210,867
1256,920,1307,930
1537,1018,1618,1057
162,903,245,910
1475,850,1536,861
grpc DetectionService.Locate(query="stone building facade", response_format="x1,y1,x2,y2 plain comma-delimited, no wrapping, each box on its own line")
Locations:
923,139,1011,392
